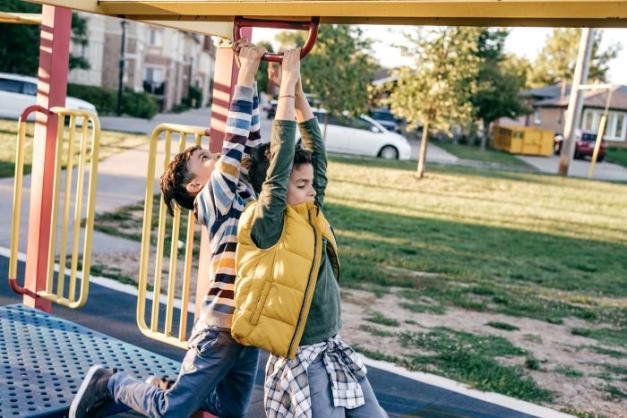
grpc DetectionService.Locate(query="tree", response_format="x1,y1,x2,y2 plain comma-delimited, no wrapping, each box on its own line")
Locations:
255,40,274,94
471,29,530,150
388,27,480,178
529,28,621,87
0,0,91,75
276,25,378,137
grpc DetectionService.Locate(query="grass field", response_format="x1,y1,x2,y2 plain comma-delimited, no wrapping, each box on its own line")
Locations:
91,153,627,416
434,140,535,169
606,147,627,168
0,118,147,178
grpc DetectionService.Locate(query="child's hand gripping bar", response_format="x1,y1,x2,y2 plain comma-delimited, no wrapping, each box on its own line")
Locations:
233,16,320,62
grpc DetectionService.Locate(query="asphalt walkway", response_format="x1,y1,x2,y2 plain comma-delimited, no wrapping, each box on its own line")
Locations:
517,154,627,182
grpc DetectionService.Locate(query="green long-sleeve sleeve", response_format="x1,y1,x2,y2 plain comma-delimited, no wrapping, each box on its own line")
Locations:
250,119,297,249
298,117,327,208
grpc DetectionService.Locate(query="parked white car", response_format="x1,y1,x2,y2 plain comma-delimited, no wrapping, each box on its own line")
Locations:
0,73,97,120
313,110,411,160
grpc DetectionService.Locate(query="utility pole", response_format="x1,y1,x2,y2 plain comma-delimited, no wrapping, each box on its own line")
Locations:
558,28,594,176
116,19,127,116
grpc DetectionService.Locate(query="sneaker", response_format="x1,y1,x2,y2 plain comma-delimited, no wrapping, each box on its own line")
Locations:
145,375,176,391
69,365,115,418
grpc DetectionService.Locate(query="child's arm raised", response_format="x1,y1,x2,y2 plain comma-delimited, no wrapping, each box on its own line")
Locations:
196,44,265,225
243,82,263,161
295,79,327,208
250,49,300,249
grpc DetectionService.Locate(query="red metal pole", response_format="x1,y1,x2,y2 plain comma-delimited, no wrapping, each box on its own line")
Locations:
23,5,72,311
193,28,252,418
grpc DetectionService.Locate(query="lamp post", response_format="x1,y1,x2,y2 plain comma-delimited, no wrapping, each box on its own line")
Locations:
116,19,127,116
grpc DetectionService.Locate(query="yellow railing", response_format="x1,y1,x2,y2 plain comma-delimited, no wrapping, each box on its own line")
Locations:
9,107,100,308
137,123,207,349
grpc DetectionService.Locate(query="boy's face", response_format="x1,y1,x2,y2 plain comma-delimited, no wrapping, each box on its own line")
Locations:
185,148,219,196
287,163,316,205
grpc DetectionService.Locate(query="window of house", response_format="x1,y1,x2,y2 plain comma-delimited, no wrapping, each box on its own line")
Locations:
144,67,164,83
615,113,625,140
605,112,627,141
148,28,162,47
583,110,594,131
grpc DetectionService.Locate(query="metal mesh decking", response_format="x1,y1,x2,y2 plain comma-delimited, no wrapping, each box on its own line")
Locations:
0,304,180,417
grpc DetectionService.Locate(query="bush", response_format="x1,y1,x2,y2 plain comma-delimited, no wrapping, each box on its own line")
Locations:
121,88,158,119
67,83,116,113
67,83,158,119
184,85,203,109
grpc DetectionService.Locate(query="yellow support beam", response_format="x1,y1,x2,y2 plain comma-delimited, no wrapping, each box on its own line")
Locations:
0,12,42,24
44,0,627,26
22,0,233,37
22,0,627,28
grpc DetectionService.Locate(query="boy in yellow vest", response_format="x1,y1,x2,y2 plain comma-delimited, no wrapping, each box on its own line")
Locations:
232,49,387,417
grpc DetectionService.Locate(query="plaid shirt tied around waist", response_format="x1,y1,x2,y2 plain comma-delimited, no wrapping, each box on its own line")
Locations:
264,335,367,418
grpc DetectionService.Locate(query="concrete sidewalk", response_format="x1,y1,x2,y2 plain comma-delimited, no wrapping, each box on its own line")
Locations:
102,108,459,163
517,154,627,182
1,109,458,254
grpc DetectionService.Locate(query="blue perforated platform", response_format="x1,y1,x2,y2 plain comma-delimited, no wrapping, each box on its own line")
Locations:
0,304,181,418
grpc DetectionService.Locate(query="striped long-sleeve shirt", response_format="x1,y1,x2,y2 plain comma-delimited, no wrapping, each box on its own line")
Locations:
192,84,262,332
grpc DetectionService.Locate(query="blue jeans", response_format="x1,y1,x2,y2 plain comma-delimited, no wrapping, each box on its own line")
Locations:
107,328,259,418
308,354,388,418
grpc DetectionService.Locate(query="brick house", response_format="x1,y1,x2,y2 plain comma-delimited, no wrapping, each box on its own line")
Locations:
68,13,216,112
519,83,627,146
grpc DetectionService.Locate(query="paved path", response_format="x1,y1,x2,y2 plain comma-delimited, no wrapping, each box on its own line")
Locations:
102,107,458,163
517,154,627,182
2,109,457,255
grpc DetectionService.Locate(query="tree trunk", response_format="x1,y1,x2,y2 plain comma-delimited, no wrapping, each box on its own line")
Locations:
417,121,430,179
480,120,490,151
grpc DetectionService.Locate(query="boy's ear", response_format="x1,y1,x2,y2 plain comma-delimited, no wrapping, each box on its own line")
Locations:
185,182,202,195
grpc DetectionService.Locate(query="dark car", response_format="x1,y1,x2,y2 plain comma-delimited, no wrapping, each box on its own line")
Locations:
265,94,320,119
554,130,607,161
369,108,403,133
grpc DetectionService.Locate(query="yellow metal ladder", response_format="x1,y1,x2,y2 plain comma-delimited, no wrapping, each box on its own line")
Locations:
137,123,208,349
9,107,101,308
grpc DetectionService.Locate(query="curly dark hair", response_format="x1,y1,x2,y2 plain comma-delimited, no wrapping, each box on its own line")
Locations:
245,142,313,196
160,145,200,216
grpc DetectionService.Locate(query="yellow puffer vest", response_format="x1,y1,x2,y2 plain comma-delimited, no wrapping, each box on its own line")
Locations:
232,201,338,359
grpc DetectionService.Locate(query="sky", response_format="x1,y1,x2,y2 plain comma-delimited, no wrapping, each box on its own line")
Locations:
253,27,627,85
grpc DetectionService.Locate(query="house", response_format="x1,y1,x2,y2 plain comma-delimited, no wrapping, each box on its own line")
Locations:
518,83,627,146
68,13,216,112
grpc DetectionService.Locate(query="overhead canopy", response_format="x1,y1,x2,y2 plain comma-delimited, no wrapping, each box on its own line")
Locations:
0,12,42,24
23,0,627,31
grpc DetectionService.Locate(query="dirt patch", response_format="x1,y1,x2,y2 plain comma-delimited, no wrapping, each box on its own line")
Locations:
341,288,627,418
90,252,199,302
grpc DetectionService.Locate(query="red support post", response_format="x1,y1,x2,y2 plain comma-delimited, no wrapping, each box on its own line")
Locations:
193,28,252,418
23,5,72,311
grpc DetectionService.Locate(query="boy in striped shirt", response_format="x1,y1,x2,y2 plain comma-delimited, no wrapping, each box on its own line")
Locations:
69,43,267,418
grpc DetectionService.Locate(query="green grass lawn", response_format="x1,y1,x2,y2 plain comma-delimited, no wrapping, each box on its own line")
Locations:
0,118,147,178
91,153,627,409
606,147,627,168
434,140,535,169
